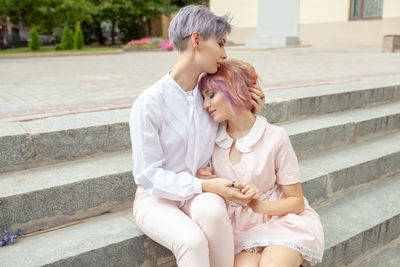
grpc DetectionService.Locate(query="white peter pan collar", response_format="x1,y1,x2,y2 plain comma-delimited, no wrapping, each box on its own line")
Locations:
216,115,267,153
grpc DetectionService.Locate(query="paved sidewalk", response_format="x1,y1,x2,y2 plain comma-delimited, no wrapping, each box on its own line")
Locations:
1,46,400,122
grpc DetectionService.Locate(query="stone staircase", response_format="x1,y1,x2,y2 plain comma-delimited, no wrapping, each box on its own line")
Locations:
0,77,399,266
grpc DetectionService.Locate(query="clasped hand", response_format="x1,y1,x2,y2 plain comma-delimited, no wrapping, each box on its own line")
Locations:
197,168,261,207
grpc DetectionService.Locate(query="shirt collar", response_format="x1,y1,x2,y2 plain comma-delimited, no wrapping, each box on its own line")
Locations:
216,115,267,153
165,72,200,100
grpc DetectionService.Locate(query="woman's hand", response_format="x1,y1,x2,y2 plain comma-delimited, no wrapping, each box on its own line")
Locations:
249,183,305,216
196,167,216,179
241,183,266,214
240,183,259,199
202,178,256,205
249,85,265,114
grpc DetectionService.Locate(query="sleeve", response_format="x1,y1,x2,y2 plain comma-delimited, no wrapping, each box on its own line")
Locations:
129,98,203,201
274,128,301,185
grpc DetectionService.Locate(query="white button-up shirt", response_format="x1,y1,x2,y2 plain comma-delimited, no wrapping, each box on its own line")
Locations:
129,74,218,201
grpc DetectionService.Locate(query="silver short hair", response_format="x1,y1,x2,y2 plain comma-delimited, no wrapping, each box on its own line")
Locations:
168,5,232,51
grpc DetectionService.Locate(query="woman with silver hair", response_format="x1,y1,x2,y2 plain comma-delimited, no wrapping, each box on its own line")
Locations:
129,5,265,267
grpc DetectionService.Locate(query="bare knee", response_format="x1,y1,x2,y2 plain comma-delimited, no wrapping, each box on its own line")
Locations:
259,245,303,267
260,260,301,267
234,251,261,267
259,261,285,267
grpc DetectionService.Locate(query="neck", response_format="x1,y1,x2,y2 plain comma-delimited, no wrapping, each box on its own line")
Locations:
226,109,256,140
170,52,202,92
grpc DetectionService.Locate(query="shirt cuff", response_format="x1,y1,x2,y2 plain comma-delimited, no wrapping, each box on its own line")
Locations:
194,178,204,193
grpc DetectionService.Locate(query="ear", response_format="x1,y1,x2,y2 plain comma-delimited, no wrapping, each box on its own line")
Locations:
191,32,201,49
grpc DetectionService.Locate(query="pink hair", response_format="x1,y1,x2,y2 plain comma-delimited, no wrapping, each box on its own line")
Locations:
198,59,260,114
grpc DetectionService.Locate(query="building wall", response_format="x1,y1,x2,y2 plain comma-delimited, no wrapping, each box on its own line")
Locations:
383,0,400,18
299,0,400,47
151,13,176,39
210,0,258,44
299,0,350,24
210,0,400,47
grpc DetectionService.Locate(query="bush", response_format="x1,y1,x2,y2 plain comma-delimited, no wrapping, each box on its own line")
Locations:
55,44,64,50
74,23,84,50
61,26,74,50
29,28,40,51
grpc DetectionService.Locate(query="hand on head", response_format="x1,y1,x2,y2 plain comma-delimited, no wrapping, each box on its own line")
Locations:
249,85,266,114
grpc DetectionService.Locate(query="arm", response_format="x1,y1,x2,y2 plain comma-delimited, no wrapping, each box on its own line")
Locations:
249,127,304,215
248,183,305,215
130,99,203,201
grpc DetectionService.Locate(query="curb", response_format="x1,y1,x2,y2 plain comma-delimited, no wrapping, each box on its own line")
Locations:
0,49,124,59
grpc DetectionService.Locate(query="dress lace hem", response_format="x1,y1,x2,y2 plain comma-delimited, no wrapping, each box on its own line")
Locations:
236,240,323,265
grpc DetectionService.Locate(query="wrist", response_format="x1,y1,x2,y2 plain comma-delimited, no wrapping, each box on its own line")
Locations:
260,200,269,214
202,179,212,192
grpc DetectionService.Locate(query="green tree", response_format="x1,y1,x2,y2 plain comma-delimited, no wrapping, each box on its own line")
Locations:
74,23,84,49
61,25,74,49
97,0,134,45
29,27,40,51
117,0,178,43
172,0,209,6
0,0,96,38
131,0,177,36
55,0,95,29
0,0,45,31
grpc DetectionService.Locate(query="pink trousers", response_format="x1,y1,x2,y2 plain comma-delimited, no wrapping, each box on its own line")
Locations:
133,186,234,267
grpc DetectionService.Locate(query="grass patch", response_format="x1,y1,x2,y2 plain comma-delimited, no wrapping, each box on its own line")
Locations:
0,46,119,55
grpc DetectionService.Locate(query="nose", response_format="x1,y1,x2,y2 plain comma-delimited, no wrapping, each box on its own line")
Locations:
221,48,227,60
203,98,210,109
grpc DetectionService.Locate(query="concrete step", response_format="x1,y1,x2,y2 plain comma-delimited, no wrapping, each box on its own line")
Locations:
1,79,399,173
2,172,400,267
1,131,399,238
300,131,400,205
280,101,400,159
314,173,400,266
0,109,131,173
0,150,134,234
0,210,175,267
263,77,400,123
352,237,400,267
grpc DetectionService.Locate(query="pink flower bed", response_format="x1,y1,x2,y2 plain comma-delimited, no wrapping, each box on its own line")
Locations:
125,37,173,51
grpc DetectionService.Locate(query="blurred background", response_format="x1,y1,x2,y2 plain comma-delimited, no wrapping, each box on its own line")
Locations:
0,0,208,50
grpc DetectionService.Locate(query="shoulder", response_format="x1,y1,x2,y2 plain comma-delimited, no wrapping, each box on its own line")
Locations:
130,76,168,124
133,76,166,111
265,122,287,139
262,122,292,150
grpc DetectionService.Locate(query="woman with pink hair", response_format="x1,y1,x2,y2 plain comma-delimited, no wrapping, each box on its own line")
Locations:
199,59,324,267
129,5,265,267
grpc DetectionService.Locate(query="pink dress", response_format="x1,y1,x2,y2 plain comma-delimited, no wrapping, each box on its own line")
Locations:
211,115,324,264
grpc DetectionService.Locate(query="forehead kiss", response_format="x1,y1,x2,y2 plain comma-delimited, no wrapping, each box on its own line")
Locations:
199,59,260,113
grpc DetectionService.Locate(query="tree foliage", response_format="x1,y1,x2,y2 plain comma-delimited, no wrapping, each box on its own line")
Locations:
29,27,40,50
61,25,74,49
74,23,85,49
0,0,209,44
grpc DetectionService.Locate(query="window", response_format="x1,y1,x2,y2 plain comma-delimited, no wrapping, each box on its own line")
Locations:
350,0,383,19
